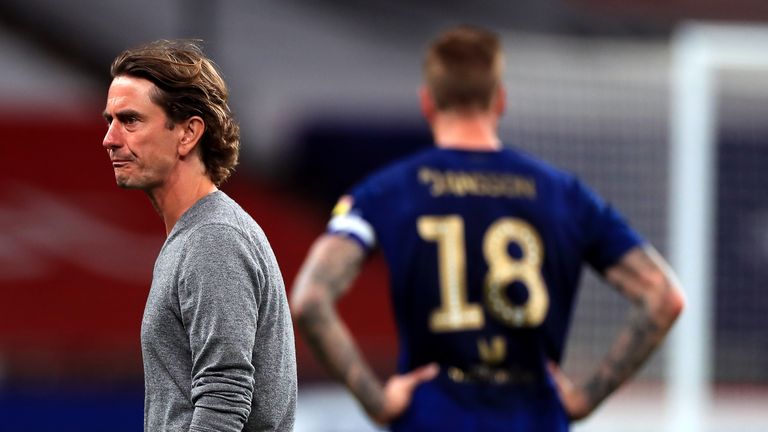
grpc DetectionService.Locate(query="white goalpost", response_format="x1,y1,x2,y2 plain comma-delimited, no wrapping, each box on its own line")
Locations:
667,22,768,432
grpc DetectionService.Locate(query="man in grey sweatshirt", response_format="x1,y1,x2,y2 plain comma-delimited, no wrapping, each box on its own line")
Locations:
102,39,296,431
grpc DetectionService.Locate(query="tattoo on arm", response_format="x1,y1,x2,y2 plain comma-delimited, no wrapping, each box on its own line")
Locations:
299,299,386,416
583,304,662,406
293,236,387,418
583,246,682,409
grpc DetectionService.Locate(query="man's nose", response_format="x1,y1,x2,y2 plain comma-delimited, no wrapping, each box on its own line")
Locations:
102,123,121,149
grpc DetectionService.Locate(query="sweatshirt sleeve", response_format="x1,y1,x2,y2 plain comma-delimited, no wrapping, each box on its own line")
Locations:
177,224,261,432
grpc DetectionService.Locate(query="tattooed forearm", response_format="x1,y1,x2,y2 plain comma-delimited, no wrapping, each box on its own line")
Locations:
580,246,684,414
296,298,349,377
296,287,387,418
583,303,663,407
291,235,387,419
347,357,387,417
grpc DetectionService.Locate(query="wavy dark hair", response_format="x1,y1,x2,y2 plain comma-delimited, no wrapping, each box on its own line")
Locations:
110,39,240,186
424,26,503,111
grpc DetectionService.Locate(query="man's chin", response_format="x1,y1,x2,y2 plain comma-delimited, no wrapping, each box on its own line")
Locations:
115,177,140,189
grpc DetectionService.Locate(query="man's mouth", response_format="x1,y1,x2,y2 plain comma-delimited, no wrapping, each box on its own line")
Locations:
112,160,132,168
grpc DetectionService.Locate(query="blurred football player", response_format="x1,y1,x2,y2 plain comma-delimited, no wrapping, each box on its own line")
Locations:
291,26,683,431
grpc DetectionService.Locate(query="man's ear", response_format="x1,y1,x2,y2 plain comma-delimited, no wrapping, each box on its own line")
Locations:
491,84,507,117
178,116,205,157
493,85,506,116
419,86,436,123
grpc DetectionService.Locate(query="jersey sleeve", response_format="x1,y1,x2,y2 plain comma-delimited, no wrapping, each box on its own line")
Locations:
327,184,379,253
570,178,645,273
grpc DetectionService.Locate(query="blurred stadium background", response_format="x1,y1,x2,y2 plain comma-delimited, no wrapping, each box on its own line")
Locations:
1,1,767,431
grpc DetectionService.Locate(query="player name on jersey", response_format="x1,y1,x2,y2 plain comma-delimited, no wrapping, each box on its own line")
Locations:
418,167,536,199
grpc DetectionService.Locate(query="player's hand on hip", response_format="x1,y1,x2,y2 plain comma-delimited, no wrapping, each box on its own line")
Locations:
547,361,593,421
375,362,440,425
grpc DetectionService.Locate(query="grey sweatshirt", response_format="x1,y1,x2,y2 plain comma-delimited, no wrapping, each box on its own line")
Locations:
141,191,296,431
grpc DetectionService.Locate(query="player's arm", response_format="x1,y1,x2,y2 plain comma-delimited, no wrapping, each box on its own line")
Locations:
290,234,437,424
549,245,685,420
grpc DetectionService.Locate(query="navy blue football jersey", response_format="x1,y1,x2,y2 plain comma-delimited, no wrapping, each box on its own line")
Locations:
328,147,642,430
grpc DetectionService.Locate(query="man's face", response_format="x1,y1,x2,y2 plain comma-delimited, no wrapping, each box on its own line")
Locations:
102,75,182,190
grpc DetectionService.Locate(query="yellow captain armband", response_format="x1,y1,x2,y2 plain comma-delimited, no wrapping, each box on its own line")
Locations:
331,195,354,217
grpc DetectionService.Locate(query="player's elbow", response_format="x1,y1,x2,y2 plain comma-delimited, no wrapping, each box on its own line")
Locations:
664,281,685,324
647,273,685,329
289,283,330,326
289,288,311,321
